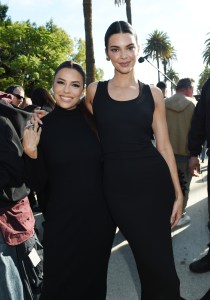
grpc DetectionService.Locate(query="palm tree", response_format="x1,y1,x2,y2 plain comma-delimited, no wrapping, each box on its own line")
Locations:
114,0,132,24
203,32,210,66
83,0,95,85
143,30,174,82
166,67,179,95
161,45,177,81
198,66,210,94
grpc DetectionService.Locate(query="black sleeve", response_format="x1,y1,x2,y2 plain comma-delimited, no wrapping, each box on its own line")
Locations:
0,117,25,190
0,100,32,139
188,80,208,156
23,144,48,193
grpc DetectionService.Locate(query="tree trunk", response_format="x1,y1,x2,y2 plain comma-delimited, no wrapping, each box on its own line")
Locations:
125,0,132,24
83,0,95,85
156,52,160,82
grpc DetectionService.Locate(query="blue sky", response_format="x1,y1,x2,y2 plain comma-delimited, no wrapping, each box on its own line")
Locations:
3,0,210,92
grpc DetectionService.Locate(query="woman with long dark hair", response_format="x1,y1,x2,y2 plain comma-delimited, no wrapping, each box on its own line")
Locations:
23,61,116,300
85,21,184,300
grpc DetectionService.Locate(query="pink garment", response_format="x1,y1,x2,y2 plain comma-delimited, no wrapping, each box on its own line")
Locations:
0,197,35,245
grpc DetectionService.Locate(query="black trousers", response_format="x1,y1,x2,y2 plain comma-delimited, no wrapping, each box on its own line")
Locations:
207,157,210,219
104,155,181,300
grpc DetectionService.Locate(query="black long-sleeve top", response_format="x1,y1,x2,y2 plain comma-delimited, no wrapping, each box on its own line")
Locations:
188,78,210,157
24,104,103,217
0,102,31,206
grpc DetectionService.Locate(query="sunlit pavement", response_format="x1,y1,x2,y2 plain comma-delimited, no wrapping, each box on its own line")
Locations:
106,159,210,300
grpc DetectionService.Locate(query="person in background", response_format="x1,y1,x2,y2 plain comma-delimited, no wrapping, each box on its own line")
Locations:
0,94,43,300
21,97,33,109
85,21,185,299
22,61,116,300
165,78,195,227
200,140,207,163
4,86,40,210
188,78,210,300
31,87,55,112
156,81,167,98
5,84,25,108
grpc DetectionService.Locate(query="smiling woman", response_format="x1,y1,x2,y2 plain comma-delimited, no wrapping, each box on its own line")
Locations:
85,20,185,300
22,61,116,299
52,62,85,110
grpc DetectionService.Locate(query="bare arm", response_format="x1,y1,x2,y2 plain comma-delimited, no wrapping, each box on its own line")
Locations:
151,86,183,228
85,82,98,114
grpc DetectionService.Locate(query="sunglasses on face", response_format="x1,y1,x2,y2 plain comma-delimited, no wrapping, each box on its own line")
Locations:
13,93,24,100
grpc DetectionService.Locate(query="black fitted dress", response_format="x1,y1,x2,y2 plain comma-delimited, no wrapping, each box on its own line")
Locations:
93,81,181,300
24,105,116,300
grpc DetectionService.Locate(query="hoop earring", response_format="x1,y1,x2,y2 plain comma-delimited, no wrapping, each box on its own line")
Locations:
50,88,54,96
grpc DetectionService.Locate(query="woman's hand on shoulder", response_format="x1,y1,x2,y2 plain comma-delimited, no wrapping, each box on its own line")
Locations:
85,81,98,114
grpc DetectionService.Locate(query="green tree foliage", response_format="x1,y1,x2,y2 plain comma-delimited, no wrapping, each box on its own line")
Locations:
203,32,210,66
70,37,104,83
70,37,104,82
197,66,210,94
0,19,74,95
197,32,210,94
0,2,11,26
166,67,179,95
0,4,103,95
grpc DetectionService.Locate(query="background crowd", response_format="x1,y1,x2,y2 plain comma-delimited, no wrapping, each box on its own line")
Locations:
0,20,210,300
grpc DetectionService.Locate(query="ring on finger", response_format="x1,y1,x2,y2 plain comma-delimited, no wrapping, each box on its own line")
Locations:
25,121,34,129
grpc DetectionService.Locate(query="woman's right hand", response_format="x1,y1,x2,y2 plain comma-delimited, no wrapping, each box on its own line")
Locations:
32,109,48,125
23,120,42,159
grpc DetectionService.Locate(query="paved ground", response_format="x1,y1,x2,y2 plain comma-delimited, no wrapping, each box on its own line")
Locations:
34,159,210,300
106,159,210,300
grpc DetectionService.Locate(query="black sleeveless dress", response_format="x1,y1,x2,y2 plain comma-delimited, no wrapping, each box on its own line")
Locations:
93,81,181,299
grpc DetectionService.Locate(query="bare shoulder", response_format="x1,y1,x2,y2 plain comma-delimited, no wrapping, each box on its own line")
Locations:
85,81,99,113
86,81,99,100
149,85,164,106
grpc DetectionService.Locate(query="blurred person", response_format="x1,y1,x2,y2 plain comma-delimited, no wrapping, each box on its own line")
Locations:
156,81,167,98
188,78,210,300
21,97,33,109
31,87,55,112
22,61,116,300
200,140,207,163
165,78,196,227
85,21,184,299
5,85,25,108
0,94,43,300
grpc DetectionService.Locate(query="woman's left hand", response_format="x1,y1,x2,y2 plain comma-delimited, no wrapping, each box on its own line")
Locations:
170,194,183,228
